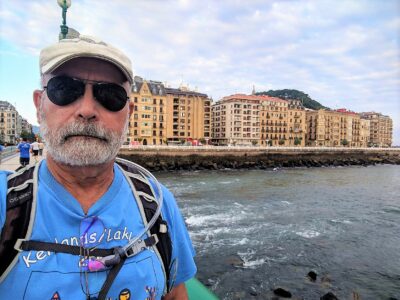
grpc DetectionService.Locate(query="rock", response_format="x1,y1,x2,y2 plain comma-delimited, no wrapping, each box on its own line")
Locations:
320,275,332,288
225,255,244,267
273,287,292,298
320,292,338,300
351,291,361,300
249,290,258,296
307,270,317,282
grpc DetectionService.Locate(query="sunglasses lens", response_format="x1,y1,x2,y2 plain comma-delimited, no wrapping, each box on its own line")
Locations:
80,216,105,248
93,83,128,112
46,76,85,106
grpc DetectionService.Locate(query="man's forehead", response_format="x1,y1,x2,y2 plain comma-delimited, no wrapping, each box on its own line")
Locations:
50,57,127,83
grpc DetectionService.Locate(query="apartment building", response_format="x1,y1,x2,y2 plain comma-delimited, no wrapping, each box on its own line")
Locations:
360,112,393,147
212,94,260,145
165,87,211,144
260,96,288,146
287,100,306,146
309,109,394,148
0,101,18,144
128,77,211,145
129,77,167,145
212,94,306,146
335,109,361,147
306,110,342,147
360,118,370,147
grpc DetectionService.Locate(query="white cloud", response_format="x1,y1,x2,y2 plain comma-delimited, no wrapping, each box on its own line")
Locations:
0,0,399,144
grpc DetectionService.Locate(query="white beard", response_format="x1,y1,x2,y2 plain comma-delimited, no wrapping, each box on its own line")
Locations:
40,109,128,166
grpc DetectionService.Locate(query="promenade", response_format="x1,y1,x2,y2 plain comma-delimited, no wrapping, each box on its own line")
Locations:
0,152,45,171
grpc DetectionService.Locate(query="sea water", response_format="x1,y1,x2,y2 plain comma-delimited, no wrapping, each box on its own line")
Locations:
157,165,400,299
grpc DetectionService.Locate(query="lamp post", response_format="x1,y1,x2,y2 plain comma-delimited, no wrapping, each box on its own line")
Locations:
57,0,71,39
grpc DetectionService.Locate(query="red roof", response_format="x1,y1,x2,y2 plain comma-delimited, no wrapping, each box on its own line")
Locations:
335,108,358,116
221,94,287,103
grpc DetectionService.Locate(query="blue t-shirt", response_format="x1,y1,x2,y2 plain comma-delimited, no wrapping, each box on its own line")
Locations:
0,160,196,299
17,142,31,158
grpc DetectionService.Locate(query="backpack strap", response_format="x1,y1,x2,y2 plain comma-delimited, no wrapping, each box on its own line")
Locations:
0,163,39,283
0,159,173,297
116,158,173,295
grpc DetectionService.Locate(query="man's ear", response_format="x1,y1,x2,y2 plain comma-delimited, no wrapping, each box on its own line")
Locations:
128,100,134,117
33,90,43,124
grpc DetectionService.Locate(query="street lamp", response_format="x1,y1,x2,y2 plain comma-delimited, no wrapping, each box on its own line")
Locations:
57,0,71,40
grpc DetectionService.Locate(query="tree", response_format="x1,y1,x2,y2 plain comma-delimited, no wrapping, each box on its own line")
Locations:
251,140,258,146
341,139,349,146
278,139,285,145
294,137,301,146
255,89,328,110
20,130,35,141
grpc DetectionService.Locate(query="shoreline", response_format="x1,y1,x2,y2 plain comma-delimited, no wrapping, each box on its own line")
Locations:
118,147,400,171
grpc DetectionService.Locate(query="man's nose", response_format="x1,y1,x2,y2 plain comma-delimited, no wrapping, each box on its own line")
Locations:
75,84,99,121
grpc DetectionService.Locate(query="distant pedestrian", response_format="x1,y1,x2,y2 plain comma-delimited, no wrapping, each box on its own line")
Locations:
31,139,40,163
16,137,31,168
38,140,44,156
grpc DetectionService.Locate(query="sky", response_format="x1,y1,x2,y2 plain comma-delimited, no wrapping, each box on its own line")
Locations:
0,0,399,145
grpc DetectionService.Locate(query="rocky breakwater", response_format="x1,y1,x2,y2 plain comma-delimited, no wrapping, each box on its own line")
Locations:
118,147,400,172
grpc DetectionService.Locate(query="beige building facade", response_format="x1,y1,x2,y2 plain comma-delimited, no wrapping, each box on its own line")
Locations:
212,94,306,146
165,87,211,144
128,77,211,145
359,118,370,147
360,112,393,147
0,101,20,144
306,109,374,147
129,77,167,145
212,95,260,145
286,100,306,146
306,110,343,147
260,96,288,146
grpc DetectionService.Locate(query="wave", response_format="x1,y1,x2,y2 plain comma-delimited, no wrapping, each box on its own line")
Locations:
295,229,321,238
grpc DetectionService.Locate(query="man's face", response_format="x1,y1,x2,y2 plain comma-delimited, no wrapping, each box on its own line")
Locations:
35,57,131,166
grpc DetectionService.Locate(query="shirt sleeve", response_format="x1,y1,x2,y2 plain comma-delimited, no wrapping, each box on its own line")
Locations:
160,185,197,286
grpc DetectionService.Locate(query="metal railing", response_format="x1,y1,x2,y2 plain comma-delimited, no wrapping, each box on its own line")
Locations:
0,146,17,160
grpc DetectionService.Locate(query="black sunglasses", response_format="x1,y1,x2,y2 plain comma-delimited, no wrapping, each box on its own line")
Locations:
44,75,129,112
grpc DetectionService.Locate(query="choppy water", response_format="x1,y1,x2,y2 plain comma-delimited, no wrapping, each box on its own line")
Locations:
157,165,400,300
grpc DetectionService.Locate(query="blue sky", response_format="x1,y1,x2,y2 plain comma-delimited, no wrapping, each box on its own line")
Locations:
0,0,399,144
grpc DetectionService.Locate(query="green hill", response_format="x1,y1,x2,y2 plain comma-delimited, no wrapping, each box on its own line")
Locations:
255,89,328,110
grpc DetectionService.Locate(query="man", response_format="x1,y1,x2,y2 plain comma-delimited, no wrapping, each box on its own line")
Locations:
0,35,196,299
30,138,40,163
16,137,31,167
38,140,44,156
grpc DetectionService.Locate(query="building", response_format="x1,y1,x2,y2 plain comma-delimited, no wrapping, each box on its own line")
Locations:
212,94,306,146
129,77,167,145
260,96,288,146
359,118,370,147
360,112,393,147
0,101,18,144
212,94,260,145
128,77,211,145
165,86,211,144
286,100,306,146
306,110,342,147
335,109,361,147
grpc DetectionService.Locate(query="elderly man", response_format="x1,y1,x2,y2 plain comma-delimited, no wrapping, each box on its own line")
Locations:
0,35,196,299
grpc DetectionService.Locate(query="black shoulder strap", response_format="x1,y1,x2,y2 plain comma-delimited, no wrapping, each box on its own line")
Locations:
116,159,173,293
0,164,36,282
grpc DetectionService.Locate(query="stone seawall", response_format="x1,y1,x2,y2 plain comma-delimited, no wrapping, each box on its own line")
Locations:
118,147,400,171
